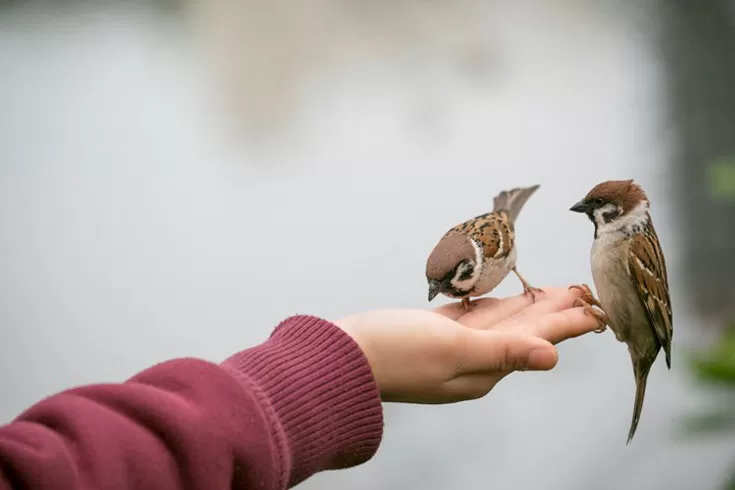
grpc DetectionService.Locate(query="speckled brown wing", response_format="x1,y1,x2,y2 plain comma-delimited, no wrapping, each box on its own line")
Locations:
627,222,673,368
445,211,515,260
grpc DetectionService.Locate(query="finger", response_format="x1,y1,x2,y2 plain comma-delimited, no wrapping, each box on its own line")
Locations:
499,307,601,345
436,292,547,328
501,287,587,326
432,287,577,327
454,287,575,329
450,329,558,376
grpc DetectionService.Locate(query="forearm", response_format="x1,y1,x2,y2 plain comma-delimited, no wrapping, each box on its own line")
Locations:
0,315,384,490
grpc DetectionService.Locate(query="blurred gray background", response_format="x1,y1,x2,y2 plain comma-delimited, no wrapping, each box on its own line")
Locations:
1,1,734,489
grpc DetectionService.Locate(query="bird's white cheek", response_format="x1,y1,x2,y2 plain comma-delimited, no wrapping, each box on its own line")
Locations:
450,239,484,291
593,203,620,231
450,263,482,291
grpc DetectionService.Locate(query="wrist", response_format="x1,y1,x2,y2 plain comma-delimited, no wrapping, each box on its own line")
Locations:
221,315,384,487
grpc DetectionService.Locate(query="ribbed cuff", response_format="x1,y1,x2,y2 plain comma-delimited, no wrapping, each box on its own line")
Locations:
221,315,384,488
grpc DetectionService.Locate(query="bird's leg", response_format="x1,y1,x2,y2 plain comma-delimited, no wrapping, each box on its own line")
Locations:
461,297,474,313
511,267,543,302
569,283,609,333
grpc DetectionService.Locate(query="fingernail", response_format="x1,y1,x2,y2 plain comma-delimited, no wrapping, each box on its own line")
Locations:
527,347,556,370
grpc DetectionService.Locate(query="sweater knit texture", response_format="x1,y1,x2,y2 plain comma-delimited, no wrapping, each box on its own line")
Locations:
0,315,384,490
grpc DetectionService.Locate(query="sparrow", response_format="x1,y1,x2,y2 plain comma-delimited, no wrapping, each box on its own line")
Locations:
426,184,542,312
569,179,673,444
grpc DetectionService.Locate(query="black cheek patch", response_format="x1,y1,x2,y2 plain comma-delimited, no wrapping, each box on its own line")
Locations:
602,209,620,223
458,265,474,281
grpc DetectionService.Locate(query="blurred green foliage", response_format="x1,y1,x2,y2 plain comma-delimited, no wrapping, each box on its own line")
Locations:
683,326,735,490
708,158,735,200
691,329,735,386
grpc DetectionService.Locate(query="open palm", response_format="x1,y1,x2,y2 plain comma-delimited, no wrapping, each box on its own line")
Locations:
336,287,600,404
434,287,598,344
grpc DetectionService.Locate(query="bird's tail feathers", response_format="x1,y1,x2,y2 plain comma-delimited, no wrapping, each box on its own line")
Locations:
627,358,653,444
492,185,540,222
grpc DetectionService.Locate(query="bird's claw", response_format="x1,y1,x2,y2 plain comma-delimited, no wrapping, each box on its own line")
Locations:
461,297,475,313
568,283,603,308
573,298,609,333
569,283,609,333
523,284,544,303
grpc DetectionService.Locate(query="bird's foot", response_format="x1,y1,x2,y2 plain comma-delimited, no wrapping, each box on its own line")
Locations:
568,283,603,308
574,298,609,333
512,267,543,303
523,284,544,302
461,297,475,313
569,283,609,333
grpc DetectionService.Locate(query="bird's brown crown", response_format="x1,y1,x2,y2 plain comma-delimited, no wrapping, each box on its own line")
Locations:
585,179,648,214
425,232,475,280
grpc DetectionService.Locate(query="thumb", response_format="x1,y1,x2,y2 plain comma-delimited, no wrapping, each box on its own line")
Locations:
456,330,559,375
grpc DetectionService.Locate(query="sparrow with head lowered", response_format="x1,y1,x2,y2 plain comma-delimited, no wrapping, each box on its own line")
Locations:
569,179,673,444
426,185,543,312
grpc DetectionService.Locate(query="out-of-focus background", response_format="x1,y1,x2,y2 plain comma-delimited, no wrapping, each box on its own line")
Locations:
1,0,734,489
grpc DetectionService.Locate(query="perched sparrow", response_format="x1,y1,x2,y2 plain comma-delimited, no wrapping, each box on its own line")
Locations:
569,179,673,444
426,185,542,311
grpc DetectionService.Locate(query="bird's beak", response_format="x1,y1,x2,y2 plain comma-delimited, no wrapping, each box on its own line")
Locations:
569,199,590,213
428,281,442,302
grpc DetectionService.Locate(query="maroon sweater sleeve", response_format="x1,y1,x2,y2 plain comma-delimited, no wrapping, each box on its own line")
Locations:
0,315,384,490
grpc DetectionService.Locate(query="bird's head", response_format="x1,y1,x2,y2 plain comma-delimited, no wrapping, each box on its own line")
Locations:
425,232,481,302
569,179,650,236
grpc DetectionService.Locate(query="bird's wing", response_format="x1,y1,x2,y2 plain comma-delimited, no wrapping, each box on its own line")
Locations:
446,211,515,260
627,223,673,367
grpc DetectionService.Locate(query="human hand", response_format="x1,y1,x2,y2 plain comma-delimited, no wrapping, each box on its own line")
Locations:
334,287,599,404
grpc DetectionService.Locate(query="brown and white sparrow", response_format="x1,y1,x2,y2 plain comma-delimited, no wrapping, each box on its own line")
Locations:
569,179,673,444
426,185,542,311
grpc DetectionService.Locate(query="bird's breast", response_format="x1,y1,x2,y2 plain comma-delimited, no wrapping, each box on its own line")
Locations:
590,238,651,349
471,246,516,296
